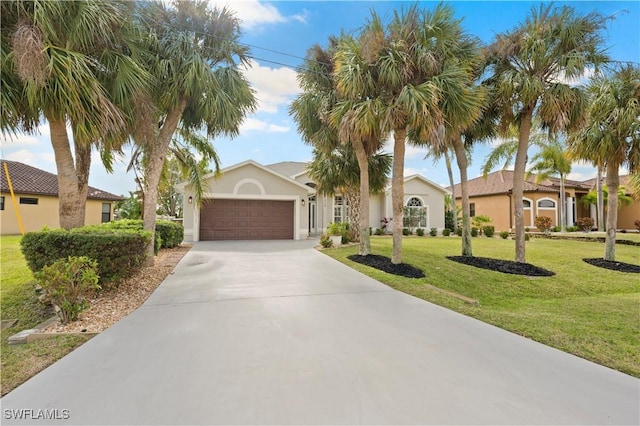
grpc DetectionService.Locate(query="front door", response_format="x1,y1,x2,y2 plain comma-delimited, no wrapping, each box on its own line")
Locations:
308,199,317,234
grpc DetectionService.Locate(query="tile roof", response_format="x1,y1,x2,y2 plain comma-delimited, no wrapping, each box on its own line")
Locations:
1,160,123,201
447,170,592,198
265,161,308,178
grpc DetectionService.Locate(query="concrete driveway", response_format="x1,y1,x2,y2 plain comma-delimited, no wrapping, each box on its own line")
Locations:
2,240,638,425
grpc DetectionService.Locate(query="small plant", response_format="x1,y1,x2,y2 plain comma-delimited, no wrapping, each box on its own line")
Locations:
416,228,425,236
402,228,411,236
442,228,451,236
577,217,595,232
429,228,438,237
319,234,333,248
499,231,509,239
472,215,493,233
35,256,100,324
471,227,479,237
327,222,345,236
380,217,391,232
551,226,561,232
374,228,384,236
567,225,579,232
482,225,495,238
525,227,530,232
534,216,552,234
634,219,640,232
369,227,373,236
455,228,462,236
525,233,531,241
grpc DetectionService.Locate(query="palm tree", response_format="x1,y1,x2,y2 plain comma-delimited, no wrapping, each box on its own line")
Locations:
527,138,572,232
1,0,148,229
568,65,640,260
334,4,482,264
486,3,608,263
133,1,256,262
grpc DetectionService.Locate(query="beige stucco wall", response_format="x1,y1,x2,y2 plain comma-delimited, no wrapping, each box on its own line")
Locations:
382,178,447,231
1,192,114,235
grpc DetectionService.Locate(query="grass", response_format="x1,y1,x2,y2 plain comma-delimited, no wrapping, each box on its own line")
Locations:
1,235,91,396
323,235,640,377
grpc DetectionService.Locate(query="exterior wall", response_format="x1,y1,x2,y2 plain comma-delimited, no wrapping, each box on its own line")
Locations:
617,200,640,230
382,178,447,232
0,192,114,235
455,194,512,232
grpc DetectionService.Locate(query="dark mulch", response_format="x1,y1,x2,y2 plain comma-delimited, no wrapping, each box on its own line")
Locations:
446,256,555,277
583,258,640,273
347,254,425,278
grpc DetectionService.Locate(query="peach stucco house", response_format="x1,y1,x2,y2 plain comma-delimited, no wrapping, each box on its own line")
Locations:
1,160,122,235
448,170,639,232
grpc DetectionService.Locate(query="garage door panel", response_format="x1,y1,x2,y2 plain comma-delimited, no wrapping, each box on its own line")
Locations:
200,199,294,240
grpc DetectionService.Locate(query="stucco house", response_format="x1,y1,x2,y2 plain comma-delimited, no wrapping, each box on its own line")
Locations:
1,160,122,235
449,170,639,231
178,160,448,241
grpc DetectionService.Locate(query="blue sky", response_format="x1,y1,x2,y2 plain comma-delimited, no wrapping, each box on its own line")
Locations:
1,0,638,195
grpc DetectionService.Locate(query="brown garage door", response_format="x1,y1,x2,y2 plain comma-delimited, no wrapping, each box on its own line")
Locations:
200,199,294,240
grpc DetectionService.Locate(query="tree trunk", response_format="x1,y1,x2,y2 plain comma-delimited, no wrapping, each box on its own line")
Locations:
596,165,604,231
142,99,187,265
603,164,619,261
391,128,406,264
344,185,360,242
559,174,566,232
452,137,472,256
513,108,534,263
48,116,85,229
352,136,371,256
444,150,457,233
74,136,91,226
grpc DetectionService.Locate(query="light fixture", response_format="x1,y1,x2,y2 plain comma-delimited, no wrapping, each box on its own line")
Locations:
188,196,193,204
301,199,306,206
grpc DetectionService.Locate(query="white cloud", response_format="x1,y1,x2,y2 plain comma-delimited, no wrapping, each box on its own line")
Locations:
552,67,595,87
381,136,429,159
244,59,300,114
209,0,307,30
0,124,49,148
4,149,56,169
240,117,289,133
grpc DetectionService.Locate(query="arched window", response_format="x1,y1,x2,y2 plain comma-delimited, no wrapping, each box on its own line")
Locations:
523,199,532,208
538,199,556,208
404,197,428,228
407,197,423,207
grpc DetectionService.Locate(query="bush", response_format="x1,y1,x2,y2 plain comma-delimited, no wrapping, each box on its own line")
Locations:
471,227,479,237
21,228,151,283
482,226,495,238
445,210,455,231
442,228,451,237
374,228,384,236
428,228,437,237
577,217,595,232
341,232,351,245
101,219,183,251
319,234,333,248
567,226,579,232
551,226,561,232
499,231,509,239
416,228,425,236
34,256,100,324
472,214,492,230
525,233,531,241
327,222,345,236
635,219,640,231
534,216,552,233
455,228,462,236
402,228,411,236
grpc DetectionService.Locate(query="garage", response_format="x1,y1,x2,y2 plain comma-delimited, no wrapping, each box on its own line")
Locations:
199,199,294,240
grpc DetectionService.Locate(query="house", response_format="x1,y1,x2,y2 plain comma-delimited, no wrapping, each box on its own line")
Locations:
1,160,123,235
178,160,448,241
448,170,639,231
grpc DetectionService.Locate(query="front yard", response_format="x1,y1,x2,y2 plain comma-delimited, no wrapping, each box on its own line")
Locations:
323,235,640,377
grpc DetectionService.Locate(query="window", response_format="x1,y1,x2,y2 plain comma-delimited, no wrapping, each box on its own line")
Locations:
101,203,111,223
333,196,349,223
538,199,556,208
19,197,38,205
0,196,4,211
523,199,532,208
404,197,428,228
469,202,476,217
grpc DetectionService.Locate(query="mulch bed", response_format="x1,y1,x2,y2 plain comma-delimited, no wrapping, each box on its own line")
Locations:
348,254,425,278
583,258,640,273
446,256,556,277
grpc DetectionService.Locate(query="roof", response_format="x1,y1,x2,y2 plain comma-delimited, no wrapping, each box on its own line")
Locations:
265,161,308,178
384,174,450,194
1,160,123,201
581,175,632,191
447,170,592,198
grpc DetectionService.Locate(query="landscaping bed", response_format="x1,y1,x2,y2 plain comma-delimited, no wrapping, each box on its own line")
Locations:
347,254,425,278
446,256,555,277
583,258,640,273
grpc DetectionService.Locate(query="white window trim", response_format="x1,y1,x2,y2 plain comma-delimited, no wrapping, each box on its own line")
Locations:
536,197,558,225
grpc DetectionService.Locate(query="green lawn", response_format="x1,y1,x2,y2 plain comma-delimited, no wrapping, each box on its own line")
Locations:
1,235,91,396
323,236,640,377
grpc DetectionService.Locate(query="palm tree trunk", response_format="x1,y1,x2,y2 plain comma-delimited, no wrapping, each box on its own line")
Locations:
391,128,406,264
142,99,187,264
513,108,534,263
559,174,566,232
74,136,92,226
352,137,371,256
596,165,604,231
444,150,457,233
48,116,84,229
452,137,472,256
603,164,619,261
344,186,360,241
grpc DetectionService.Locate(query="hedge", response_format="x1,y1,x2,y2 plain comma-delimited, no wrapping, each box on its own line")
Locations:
98,219,184,251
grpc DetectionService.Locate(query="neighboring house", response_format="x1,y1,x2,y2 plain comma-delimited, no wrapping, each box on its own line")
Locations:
1,160,123,235
178,160,448,241
448,170,639,231
580,175,640,230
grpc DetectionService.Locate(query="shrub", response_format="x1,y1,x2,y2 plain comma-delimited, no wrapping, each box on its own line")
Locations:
472,214,492,230
445,210,456,231
499,231,509,239
482,226,495,238
21,228,151,283
635,219,640,231
551,226,561,232
101,219,183,251
567,226,579,232
427,228,436,237
471,227,479,237
534,216,552,233
341,232,351,245
369,227,373,236
416,228,425,236
374,228,384,236
442,228,451,237
525,227,531,232
577,217,595,232
327,222,345,236
455,227,462,236
34,256,100,324
525,233,531,241
319,234,333,248
402,228,411,236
